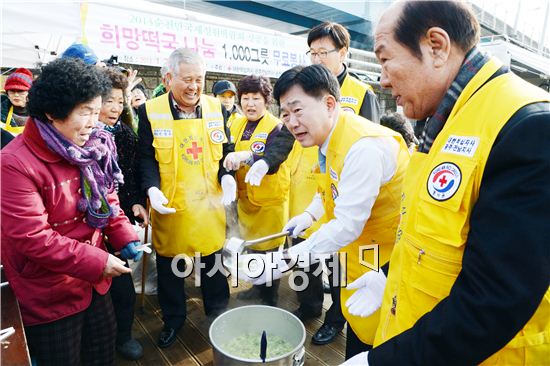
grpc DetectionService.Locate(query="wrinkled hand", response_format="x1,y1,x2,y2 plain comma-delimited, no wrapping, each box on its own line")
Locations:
132,204,149,226
221,175,237,205
223,151,253,171
147,187,176,214
340,351,369,365
345,270,387,317
245,159,269,186
103,254,132,278
237,252,295,285
284,212,314,238
120,241,144,262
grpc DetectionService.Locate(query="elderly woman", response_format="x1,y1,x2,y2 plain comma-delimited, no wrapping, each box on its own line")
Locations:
223,75,290,306
1,58,142,366
98,67,147,360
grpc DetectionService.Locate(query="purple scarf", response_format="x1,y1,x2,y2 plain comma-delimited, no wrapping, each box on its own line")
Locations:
34,118,124,228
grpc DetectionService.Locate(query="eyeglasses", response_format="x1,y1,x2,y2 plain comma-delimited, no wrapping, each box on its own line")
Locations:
306,48,339,59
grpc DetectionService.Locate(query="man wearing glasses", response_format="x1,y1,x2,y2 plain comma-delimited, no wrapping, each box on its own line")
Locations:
288,22,381,348
307,22,380,121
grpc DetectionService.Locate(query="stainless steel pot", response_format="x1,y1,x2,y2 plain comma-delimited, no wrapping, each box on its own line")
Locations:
209,305,306,366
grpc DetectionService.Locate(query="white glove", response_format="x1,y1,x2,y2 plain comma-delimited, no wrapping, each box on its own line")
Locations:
244,159,269,186
220,175,237,205
340,351,369,365
147,187,176,215
223,151,252,171
284,212,314,238
237,251,296,285
345,270,387,317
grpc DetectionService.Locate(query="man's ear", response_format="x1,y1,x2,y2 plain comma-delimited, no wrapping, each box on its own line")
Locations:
425,27,451,68
165,72,173,84
45,113,54,123
325,94,337,115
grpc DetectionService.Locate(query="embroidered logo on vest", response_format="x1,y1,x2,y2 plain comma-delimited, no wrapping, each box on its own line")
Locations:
427,162,462,201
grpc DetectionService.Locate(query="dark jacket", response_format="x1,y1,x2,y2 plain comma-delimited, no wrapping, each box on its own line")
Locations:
110,121,146,224
369,101,550,365
338,64,381,123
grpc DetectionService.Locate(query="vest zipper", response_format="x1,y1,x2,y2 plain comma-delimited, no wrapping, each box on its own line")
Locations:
417,249,425,264
408,240,461,265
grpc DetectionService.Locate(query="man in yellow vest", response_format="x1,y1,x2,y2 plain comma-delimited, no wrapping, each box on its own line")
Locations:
308,21,380,121
342,2,550,365
288,21,384,346
136,48,237,349
238,21,382,190
234,64,410,360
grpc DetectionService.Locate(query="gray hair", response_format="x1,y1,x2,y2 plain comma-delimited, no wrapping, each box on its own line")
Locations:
160,63,168,77
166,48,205,76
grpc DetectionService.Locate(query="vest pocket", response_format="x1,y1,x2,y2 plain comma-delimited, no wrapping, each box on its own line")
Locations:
415,159,477,247
152,138,174,165
403,237,461,319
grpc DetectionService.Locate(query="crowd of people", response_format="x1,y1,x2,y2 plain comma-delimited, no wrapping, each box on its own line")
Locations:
1,1,548,365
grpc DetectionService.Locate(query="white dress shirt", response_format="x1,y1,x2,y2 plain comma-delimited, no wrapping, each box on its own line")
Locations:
299,131,399,255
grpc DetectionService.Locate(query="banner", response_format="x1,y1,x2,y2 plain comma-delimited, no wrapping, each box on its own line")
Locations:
84,2,309,77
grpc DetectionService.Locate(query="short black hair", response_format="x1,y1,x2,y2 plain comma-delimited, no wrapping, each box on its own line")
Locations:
380,112,418,148
28,58,111,123
307,21,350,50
237,75,273,105
395,1,480,59
273,64,340,104
132,83,148,98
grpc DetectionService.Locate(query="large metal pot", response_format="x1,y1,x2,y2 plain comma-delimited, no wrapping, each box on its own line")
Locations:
209,305,306,366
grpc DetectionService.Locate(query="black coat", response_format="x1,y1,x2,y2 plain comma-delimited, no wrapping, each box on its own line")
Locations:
112,122,145,224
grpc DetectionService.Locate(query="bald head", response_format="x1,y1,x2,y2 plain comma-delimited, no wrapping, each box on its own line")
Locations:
376,1,479,60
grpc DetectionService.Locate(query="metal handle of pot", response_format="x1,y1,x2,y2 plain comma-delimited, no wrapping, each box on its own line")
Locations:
243,228,293,246
292,347,306,366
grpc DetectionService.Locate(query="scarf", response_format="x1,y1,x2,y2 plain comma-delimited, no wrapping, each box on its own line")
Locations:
417,47,490,153
34,118,124,228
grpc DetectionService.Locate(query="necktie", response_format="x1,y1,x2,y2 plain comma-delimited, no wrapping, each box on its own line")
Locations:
318,150,326,173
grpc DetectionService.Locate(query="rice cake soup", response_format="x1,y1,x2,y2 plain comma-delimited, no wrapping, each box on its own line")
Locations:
223,332,294,360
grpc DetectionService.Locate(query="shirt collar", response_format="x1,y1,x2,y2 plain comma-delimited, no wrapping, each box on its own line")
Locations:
170,93,200,119
319,117,338,156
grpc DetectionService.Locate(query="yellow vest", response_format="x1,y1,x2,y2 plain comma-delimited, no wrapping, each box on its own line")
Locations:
286,141,323,239
374,58,550,365
340,74,373,115
3,106,25,135
146,94,228,257
287,74,373,240
227,109,242,130
230,112,290,250
319,111,410,344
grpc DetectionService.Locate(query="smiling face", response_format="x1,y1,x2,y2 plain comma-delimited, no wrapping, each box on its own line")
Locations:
99,88,124,126
50,96,102,146
167,62,204,113
279,85,336,147
240,92,267,121
130,88,146,109
374,3,455,120
309,36,347,76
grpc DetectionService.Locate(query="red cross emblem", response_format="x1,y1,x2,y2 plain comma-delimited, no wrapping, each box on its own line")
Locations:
186,141,203,160
438,175,448,187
